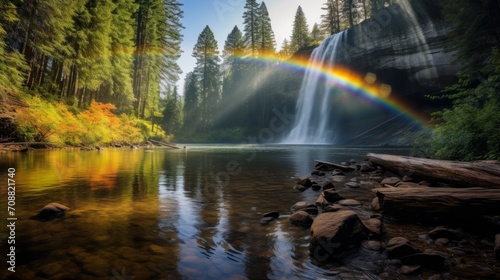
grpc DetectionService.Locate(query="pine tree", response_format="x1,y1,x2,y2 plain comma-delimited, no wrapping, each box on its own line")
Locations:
341,0,358,29
183,71,199,130
321,0,341,35
106,0,138,111
258,2,276,56
242,0,261,57
192,25,221,131
310,23,324,45
0,0,27,96
278,38,292,59
290,6,310,52
162,85,182,134
219,26,245,126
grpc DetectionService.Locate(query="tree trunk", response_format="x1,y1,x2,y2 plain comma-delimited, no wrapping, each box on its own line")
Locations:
366,153,500,188
373,187,500,217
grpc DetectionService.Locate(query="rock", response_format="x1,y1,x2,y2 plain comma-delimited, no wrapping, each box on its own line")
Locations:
301,206,319,215
400,251,446,270
291,201,308,211
360,161,377,172
259,217,275,224
427,274,443,280
435,238,449,246
345,182,360,189
322,181,335,190
494,234,500,258
338,199,361,206
310,211,368,257
289,211,314,227
331,175,346,182
341,162,348,166
369,175,384,182
323,205,344,212
311,170,325,176
148,244,167,255
371,197,381,211
263,211,279,219
30,202,69,221
361,240,384,251
428,226,460,240
290,202,319,214
294,185,307,192
400,265,421,275
349,159,357,164
402,175,414,182
362,218,382,235
311,184,322,191
316,194,331,207
323,189,344,203
386,237,419,259
331,170,344,176
297,177,313,188
381,177,400,187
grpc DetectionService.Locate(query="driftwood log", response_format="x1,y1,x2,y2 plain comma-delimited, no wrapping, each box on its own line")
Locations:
373,187,500,217
366,153,500,188
314,160,356,172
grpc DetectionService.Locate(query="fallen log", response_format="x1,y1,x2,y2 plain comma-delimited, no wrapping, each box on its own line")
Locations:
373,187,500,218
366,153,500,188
148,139,180,149
314,160,356,172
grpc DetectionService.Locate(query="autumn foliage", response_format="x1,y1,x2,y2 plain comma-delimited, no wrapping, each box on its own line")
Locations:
15,95,165,146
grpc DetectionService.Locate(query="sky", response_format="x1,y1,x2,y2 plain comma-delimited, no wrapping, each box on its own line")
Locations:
176,0,324,93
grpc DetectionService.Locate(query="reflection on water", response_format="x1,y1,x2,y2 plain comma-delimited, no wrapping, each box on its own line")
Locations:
0,145,408,279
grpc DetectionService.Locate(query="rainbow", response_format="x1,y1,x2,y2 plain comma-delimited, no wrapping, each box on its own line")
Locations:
234,53,431,127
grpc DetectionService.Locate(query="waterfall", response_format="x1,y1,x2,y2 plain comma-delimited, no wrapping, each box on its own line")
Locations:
283,30,349,144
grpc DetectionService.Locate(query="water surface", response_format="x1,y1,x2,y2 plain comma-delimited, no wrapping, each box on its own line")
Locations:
0,145,410,279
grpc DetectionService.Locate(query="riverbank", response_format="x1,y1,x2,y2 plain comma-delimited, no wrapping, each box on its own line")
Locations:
278,155,500,279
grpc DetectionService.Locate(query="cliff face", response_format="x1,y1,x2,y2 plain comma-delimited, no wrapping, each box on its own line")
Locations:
273,5,459,145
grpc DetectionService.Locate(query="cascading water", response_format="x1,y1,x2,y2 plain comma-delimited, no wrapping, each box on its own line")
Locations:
283,31,349,144
283,0,440,145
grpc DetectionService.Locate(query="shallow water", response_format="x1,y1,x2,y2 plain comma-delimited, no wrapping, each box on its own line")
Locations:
0,145,411,279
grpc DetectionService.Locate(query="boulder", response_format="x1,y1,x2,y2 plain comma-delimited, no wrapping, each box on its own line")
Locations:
386,237,419,259
400,265,421,275
362,218,382,235
30,202,70,221
331,170,345,176
371,197,381,211
322,181,335,190
316,194,331,207
428,226,461,240
291,201,308,211
331,175,346,182
294,185,307,192
262,211,280,219
361,240,384,251
381,177,401,187
311,170,325,176
338,199,361,207
345,182,360,189
494,234,500,259
402,175,414,182
323,205,344,212
311,184,322,191
310,211,368,257
360,162,377,172
297,177,313,188
289,211,314,227
323,189,344,203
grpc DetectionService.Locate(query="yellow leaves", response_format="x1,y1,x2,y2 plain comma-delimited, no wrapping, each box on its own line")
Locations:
15,96,166,146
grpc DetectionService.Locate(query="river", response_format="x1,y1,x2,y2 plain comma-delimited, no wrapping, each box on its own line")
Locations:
0,145,412,279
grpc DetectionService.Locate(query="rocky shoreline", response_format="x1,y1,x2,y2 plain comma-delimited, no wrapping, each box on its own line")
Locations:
262,155,500,279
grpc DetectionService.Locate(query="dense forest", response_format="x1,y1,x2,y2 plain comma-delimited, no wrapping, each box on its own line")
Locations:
0,0,499,160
